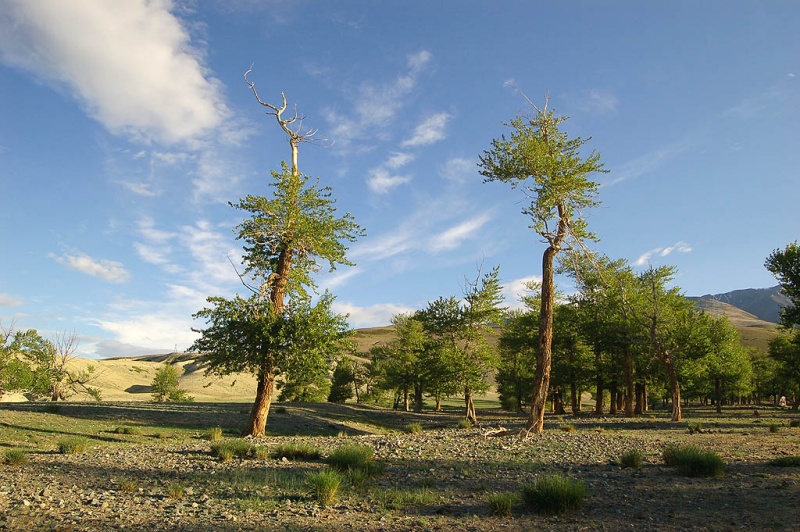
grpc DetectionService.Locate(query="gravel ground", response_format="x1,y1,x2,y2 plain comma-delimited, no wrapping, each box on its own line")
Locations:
2,404,800,531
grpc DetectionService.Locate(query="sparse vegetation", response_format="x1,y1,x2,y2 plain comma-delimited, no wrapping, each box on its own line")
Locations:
769,456,800,467
210,439,266,462
403,422,423,434
620,449,643,469
457,418,472,430
487,491,516,516
663,444,725,477
114,426,143,435
205,427,223,441
271,443,321,461
769,423,780,433
521,474,587,514
118,478,138,493
3,448,29,466
306,468,343,506
559,423,576,433
326,444,382,477
166,481,185,499
57,436,90,455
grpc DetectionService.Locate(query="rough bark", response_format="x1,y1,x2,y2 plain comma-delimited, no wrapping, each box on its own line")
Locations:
527,245,558,433
666,361,682,422
465,387,477,425
413,385,423,413
623,347,635,418
570,383,579,417
244,367,275,437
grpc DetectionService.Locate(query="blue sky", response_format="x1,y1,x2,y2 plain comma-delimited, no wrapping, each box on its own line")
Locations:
0,1,798,358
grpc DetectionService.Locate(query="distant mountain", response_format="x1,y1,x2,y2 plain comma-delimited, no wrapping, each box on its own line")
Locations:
690,286,790,324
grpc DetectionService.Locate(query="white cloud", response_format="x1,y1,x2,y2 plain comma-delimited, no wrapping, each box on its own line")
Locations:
334,301,416,328
192,150,243,202
401,112,451,147
367,168,412,194
427,213,491,252
0,294,23,307
0,0,229,145
502,276,542,310
385,152,414,169
318,267,362,291
634,241,692,267
440,157,475,183
602,137,696,187
50,251,130,283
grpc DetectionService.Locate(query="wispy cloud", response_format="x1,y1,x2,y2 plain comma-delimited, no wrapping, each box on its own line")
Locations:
401,112,451,147
0,294,23,307
573,89,619,114
0,0,230,145
602,137,697,187
50,251,130,284
427,213,491,252
323,50,433,147
367,168,412,194
634,241,692,267
439,157,475,183
502,276,542,310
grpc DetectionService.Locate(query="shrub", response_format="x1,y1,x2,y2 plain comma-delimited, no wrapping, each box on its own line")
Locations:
560,423,576,433
620,449,643,469
57,436,91,455
306,468,343,506
521,474,587,514
151,364,193,402
789,419,800,428
769,456,800,467
487,492,516,516
271,443,321,461
327,444,384,478
3,448,29,466
687,422,703,434
769,423,780,433
663,444,724,477
403,422,423,434
457,419,472,430
206,427,224,441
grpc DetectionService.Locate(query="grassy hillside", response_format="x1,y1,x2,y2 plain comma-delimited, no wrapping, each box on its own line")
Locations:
693,298,780,353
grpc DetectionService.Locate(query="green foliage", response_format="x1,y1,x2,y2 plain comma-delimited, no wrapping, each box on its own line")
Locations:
620,449,643,468
662,444,724,477
57,436,91,455
306,468,343,506
765,241,800,328
521,474,587,514
3,448,29,466
403,422,423,434
487,492,516,516
0,326,54,398
150,364,193,403
497,308,538,412
271,443,321,461
327,357,355,403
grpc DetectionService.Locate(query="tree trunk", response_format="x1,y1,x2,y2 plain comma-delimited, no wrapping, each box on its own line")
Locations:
527,245,558,433
594,370,604,414
465,387,477,425
434,396,442,412
244,368,275,437
609,382,618,415
666,361,682,422
570,382,579,417
715,378,722,414
414,384,423,412
623,347,635,418
403,387,410,412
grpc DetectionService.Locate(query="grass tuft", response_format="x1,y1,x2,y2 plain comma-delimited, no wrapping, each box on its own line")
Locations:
57,436,91,455
210,439,266,461
457,419,472,430
166,481,185,499
560,423,576,433
306,468,343,506
789,419,800,428
662,444,724,477
403,422,423,434
271,443,321,461
206,427,224,441
3,448,29,466
370,487,436,510
769,456,800,467
769,423,781,433
114,426,143,436
620,449,643,469
118,478,138,493
521,474,587,514
487,491,516,516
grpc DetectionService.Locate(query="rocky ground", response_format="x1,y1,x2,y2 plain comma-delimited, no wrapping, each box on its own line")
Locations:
2,403,800,531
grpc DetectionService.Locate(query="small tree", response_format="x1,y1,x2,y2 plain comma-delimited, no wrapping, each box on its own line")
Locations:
151,364,193,402
328,357,355,404
480,96,604,433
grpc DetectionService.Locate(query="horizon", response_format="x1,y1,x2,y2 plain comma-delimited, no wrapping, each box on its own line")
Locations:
1,2,797,358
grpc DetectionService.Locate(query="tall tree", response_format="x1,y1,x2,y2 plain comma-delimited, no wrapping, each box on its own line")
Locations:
480,97,604,433
765,241,800,328
704,316,752,412
192,71,363,437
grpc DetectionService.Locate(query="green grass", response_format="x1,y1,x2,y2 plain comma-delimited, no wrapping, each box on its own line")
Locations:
210,439,268,461
205,427,224,441
166,481,185,499
403,422,423,434
487,491,516,516
768,456,800,467
271,442,321,461
620,449,643,469
306,468,343,506
521,474,587,514
662,444,725,477
457,419,472,430
3,448,29,466
370,486,437,510
57,436,91,455
114,426,143,435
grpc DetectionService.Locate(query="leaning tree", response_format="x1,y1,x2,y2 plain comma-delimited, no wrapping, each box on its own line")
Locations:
479,96,604,433
192,69,363,437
